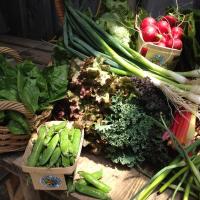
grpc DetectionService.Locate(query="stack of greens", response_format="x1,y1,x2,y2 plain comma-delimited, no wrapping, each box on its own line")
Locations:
59,1,200,118
53,57,171,168
0,55,69,134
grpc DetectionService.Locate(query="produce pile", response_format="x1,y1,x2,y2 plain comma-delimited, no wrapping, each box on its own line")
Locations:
27,121,82,167
59,0,200,121
52,57,171,168
0,55,69,135
51,0,200,199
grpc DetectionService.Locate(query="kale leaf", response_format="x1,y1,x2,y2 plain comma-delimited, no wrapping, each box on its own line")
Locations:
96,95,170,167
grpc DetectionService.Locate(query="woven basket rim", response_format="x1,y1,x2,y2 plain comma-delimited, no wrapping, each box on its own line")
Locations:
0,46,22,63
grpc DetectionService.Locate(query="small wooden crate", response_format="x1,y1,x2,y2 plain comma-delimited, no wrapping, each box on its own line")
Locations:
21,121,84,190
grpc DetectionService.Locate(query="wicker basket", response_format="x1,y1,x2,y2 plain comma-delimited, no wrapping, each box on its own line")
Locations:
0,47,22,63
0,48,51,153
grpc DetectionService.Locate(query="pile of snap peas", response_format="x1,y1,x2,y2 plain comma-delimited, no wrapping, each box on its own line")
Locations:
27,121,82,167
67,169,112,200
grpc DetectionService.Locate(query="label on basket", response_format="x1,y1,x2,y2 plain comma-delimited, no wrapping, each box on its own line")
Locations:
40,175,62,188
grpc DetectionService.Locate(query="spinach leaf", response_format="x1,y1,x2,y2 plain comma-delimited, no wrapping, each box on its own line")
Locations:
45,64,69,102
6,111,30,133
0,111,5,123
0,89,18,101
7,120,26,135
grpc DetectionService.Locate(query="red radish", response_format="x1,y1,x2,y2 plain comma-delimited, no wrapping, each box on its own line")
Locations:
141,26,160,42
159,36,168,44
140,47,148,56
140,17,157,30
166,38,183,49
156,20,171,34
156,42,166,47
161,15,177,27
171,27,184,39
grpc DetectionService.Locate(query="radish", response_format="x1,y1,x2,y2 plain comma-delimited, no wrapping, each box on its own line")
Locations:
140,47,148,56
166,38,183,50
171,27,184,39
156,42,166,47
156,20,171,34
140,17,157,30
141,25,160,42
161,15,177,27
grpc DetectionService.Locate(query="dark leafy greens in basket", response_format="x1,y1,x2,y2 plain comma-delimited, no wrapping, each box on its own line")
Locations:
0,55,69,134
0,55,69,113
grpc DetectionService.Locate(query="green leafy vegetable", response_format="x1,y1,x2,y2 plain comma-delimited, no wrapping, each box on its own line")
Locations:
0,111,5,123
45,64,69,102
96,95,170,167
0,55,69,135
6,111,30,133
7,120,26,135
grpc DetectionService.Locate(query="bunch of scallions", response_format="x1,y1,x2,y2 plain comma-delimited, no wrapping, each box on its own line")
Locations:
60,2,200,117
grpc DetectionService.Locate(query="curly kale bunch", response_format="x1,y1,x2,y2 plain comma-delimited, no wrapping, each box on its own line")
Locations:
96,95,171,167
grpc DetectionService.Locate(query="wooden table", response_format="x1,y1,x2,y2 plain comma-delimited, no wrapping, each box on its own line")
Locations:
0,35,175,200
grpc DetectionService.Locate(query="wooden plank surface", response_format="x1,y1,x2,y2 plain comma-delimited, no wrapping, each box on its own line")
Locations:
0,35,54,52
72,153,173,200
0,35,54,65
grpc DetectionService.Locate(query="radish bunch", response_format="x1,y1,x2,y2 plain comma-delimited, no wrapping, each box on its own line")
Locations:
140,15,184,51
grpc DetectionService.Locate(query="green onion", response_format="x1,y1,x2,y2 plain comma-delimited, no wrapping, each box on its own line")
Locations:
183,176,193,200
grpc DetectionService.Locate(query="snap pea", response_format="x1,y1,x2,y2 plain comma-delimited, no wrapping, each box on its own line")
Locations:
79,171,111,193
27,125,47,166
47,126,55,137
53,121,67,131
77,169,103,185
62,155,70,167
49,146,61,167
43,135,52,146
72,128,81,156
39,133,60,165
70,156,75,165
75,183,110,200
66,176,75,193
60,128,69,156
43,126,57,146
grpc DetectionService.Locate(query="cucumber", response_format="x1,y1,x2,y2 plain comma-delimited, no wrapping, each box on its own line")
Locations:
72,129,81,157
27,125,47,166
39,133,60,165
49,146,61,167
